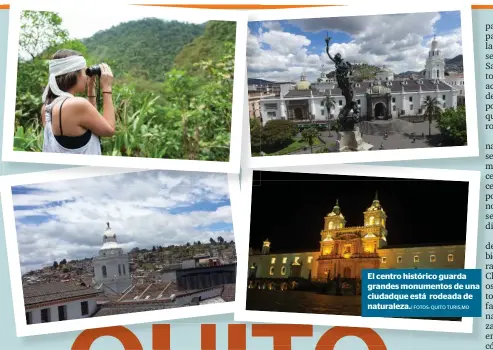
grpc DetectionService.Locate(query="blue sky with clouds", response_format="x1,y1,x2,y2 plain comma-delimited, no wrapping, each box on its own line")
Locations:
247,11,462,82
12,170,232,273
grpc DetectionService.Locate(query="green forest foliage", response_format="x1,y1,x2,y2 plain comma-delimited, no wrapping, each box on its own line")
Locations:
174,21,236,74
83,18,205,82
15,11,236,161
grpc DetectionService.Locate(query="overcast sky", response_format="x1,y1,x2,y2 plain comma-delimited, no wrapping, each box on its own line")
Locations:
54,8,207,40
13,171,233,274
247,11,463,82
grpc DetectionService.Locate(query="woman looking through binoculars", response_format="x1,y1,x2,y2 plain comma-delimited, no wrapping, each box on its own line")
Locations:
41,49,115,155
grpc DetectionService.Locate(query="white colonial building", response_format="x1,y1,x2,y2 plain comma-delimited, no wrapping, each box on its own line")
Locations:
93,223,132,294
258,36,459,126
24,281,100,324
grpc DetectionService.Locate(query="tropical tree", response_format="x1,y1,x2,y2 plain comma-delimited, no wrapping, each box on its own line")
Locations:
301,127,319,153
19,10,68,59
436,105,467,146
421,96,442,136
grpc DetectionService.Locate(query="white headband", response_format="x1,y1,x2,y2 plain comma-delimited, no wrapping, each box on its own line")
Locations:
42,55,87,103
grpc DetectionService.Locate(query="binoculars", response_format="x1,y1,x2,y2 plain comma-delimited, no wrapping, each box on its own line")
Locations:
85,65,102,77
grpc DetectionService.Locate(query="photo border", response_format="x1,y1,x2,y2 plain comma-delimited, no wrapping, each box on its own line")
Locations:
234,164,480,333
245,2,479,168
2,0,247,174
0,166,241,337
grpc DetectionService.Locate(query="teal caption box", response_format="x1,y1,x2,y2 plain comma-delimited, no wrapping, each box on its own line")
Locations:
361,269,482,318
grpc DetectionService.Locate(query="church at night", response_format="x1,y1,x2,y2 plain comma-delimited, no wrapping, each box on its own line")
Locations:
248,193,465,280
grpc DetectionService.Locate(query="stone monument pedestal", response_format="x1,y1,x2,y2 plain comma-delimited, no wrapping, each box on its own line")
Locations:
338,126,373,152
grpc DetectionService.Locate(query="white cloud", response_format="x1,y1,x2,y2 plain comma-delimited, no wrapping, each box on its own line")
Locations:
248,12,462,82
52,8,207,40
13,170,233,273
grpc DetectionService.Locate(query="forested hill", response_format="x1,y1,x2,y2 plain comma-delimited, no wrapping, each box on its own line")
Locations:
83,18,205,81
174,21,236,72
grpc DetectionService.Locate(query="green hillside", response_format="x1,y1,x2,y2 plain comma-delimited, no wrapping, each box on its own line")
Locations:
174,21,236,73
83,18,205,82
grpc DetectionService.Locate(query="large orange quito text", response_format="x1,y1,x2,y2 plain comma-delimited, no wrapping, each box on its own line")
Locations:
71,324,387,349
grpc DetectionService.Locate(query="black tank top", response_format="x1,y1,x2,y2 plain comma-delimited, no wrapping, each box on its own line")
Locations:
53,98,92,149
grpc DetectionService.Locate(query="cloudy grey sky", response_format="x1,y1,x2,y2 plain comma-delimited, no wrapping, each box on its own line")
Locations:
12,170,232,273
247,11,463,82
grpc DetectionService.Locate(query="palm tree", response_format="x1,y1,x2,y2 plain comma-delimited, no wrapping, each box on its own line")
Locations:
325,96,336,136
421,96,442,136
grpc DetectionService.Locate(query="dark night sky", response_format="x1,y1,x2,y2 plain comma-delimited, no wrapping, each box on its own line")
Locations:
249,171,469,253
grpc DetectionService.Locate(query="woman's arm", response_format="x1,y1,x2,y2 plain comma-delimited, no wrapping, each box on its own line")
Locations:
75,98,115,137
87,76,97,108
77,63,116,136
41,105,46,127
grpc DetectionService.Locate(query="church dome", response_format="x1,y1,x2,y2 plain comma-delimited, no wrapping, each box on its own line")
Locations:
296,73,311,90
101,223,121,250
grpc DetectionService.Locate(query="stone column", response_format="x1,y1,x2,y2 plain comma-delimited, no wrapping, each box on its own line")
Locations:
280,100,287,119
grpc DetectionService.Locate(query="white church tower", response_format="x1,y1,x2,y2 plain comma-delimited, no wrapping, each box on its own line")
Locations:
93,223,132,294
425,35,445,80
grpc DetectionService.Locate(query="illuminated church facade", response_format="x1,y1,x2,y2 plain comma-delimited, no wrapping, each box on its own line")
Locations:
248,194,465,280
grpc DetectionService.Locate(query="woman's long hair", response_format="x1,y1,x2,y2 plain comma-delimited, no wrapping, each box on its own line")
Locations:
44,49,84,105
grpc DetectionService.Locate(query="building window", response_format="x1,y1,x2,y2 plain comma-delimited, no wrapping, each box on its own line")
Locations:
392,97,396,103
267,111,276,118
271,257,276,264
321,101,324,106
397,256,402,263
448,254,454,262
443,103,446,108
265,103,277,109
338,100,342,106
460,90,463,94
414,256,419,263
393,105,396,111
307,256,313,263
26,312,32,325
282,257,287,264
58,305,67,321
41,308,51,323
430,255,436,263
281,266,286,275
357,99,361,105
102,265,107,278
324,268,328,275
410,104,413,111
442,95,446,100
321,109,325,115
123,264,126,275
381,257,387,263
409,97,413,102
294,257,300,264
118,264,122,276
81,301,89,316
269,266,275,275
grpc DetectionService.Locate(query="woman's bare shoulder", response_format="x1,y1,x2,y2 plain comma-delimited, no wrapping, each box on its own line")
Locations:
68,97,93,108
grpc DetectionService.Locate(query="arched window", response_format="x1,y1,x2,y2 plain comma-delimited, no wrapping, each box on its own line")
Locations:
328,222,333,230
369,216,375,225
436,69,440,78
118,264,122,276
269,266,275,275
102,266,107,278
281,266,287,275
123,264,126,275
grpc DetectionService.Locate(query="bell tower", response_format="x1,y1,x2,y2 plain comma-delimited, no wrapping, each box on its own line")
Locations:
324,199,346,231
319,199,346,256
363,192,388,249
262,238,271,254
